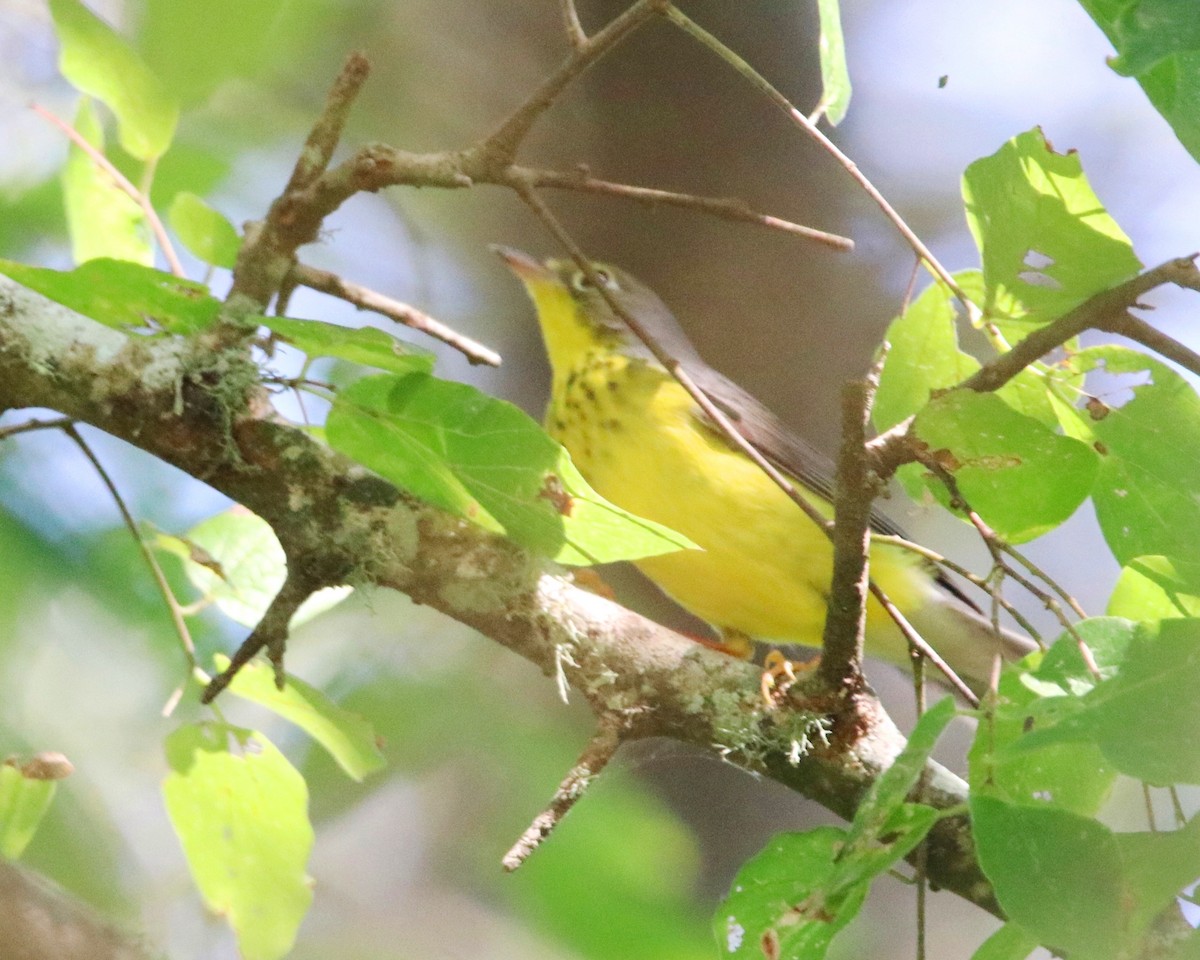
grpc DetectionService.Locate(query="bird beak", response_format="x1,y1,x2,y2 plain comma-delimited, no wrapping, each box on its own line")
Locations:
491,244,553,283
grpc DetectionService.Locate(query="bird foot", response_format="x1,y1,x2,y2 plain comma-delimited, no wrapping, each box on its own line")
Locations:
761,649,816,706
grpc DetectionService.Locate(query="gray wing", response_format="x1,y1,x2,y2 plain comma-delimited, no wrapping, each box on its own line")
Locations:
597,267,979,610
608,287,909,538
687,362,910,539
689,367,983,610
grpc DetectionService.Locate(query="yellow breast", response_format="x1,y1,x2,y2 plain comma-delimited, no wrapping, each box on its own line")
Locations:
547,350,932,663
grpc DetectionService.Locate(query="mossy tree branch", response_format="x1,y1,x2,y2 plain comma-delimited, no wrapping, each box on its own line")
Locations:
0,273,1002,916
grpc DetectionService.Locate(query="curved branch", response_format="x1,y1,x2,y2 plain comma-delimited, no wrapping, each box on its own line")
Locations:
0,273,1001,916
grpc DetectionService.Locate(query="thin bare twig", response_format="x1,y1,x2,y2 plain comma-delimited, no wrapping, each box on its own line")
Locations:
1116,311,1200,376
479,0,663,162
559,0,588,48
291,262,502,366
59,423,196,669
515,165,853,250
998,541,1087,621
1143,782,1159,832
233,13,848,315
502,717,625,871
869,585,978,705
30,102,186,278
0,415,75,440
962,256,1200,393
817,361,980,702
1168,786,1186,827
915,821,929,960
230,53,379,307
929,464,1097,679
872,534,1044,645
660,6,978,322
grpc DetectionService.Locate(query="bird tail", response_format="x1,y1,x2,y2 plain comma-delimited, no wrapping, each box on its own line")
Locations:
904,595,1037,694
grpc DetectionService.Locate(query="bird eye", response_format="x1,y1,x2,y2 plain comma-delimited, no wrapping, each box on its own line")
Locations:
570,267,619,293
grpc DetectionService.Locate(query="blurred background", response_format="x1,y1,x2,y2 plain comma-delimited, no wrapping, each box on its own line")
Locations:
1,0,1198,957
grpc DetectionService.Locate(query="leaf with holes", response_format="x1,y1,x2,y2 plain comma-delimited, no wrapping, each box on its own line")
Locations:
962,128,1141,325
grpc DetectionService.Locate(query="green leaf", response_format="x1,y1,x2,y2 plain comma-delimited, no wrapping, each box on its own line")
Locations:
970,620,1124,817
874,269,1077,439
326,373,696,565
147,142,232,212
962,128,1141,325
995,361,1084,431
1067,346,1200,583
0,258,220,334
971,795,1126,960
813,0,851,125
1034,616,1136,692
1115,818,1200,940
1016,619,1200,785
168,192,240,269
0,762,60,860
911,389,1098,541
1077,0,1200,163
49,0,178,160
163,723,313,960
1162,928,1200,960
873,274,980,432
1071,618,1200,784
973,794,1200,960
0,178,66,259
139,0,294,106
715,827,863,960
969,923,1040,960
261,315,436,376
840,697,956,861
217,656,386,782
179,509,352,628
1107,556,1200,620
61,99,151,266
1101,0,1200,77
714,703,953,960
874,272,982,504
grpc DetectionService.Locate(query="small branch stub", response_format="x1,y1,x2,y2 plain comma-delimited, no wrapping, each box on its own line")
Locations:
200,570,318,703
502,718,625,871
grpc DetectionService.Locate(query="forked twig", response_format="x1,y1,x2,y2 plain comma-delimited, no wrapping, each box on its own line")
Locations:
559,0,588,48
200,570,316,702
928,464,1099,680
